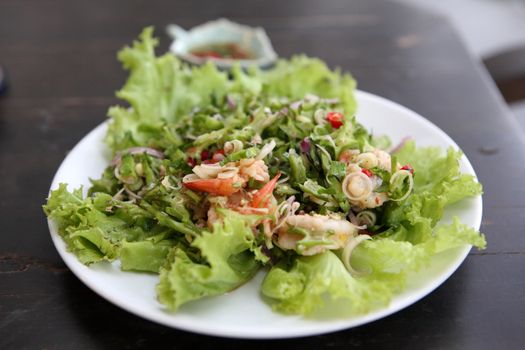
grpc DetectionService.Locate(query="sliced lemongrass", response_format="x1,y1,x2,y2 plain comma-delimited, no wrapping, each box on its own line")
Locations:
192,163,223,179
314,109,326,125
342,234,372,276
356,210,377,226
277,176,289,185
356,152,378,169
124,187,142,200
315,143,333,162
389,169,414,202
342,172,373,201
114,166,134,185
224,140,244,155
182,174,200,183
306,194,339,208
256,140,276,160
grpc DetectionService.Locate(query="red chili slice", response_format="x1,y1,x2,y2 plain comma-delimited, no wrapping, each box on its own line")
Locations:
200,149,210,161
361,169,373,177
187,157,196,167
325,112,344,129
400,164,414,174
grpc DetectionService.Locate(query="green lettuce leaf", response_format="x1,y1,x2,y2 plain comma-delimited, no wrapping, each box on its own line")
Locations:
262,218,485,316
120,239,175,273
384,142,483,244
261,251,394,316
106,27,230,151
395,141,482,203
66,227,119,264
156,210,265,311
43,184,176,265
352,217,486,275
44,184,128,264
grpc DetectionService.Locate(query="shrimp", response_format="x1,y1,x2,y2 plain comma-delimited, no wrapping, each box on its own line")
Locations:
228,172,280,219
238,158,270,182
199,173,280,228
338,149,359,163
206,206,220,229
250,173,281,208
372,149,391,171
276,214,359,256
352,149,391,171
183,145,276,229
182,154,271,195
183,176,244,196
360,192,389,208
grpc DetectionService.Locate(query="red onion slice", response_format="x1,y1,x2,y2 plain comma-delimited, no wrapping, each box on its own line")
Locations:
111,147,165,166
389,136,412,154
300,137,311,153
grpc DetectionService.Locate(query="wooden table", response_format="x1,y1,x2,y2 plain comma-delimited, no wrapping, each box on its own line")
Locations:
1,0,524,348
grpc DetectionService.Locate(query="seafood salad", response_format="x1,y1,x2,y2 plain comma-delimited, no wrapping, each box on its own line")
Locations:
44,28,485,316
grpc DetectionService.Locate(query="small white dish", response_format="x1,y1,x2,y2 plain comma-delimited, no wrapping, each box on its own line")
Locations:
47,91,482,339
167,18,278,69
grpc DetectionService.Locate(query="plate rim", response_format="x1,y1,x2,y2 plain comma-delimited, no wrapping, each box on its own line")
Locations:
47,90,483,339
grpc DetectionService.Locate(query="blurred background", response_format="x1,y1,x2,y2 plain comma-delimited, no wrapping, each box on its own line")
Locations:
396,0,525,128
1,0,524,125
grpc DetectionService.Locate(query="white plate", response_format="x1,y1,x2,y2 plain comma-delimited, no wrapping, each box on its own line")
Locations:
47,90,482,339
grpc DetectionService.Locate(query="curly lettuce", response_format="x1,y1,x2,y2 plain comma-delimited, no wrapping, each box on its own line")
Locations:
157,210,265,310
44,185,130,264
262,143,485,315
262,251,394,315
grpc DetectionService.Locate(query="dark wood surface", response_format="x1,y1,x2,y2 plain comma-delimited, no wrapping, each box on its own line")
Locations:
1,0,524,348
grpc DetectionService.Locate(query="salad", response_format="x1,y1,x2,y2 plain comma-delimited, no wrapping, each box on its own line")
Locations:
44,27,486,317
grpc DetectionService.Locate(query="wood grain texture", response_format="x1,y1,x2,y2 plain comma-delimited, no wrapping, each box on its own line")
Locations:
1,0,524,348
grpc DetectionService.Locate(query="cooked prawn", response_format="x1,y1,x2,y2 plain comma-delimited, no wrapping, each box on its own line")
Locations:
250,172,281,208
276,214,359,255
183,177,242,196
238,158,270,182
182,155,271,197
